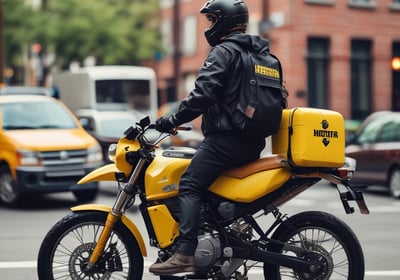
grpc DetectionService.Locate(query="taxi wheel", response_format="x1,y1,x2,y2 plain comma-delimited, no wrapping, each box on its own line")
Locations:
0,165,20,206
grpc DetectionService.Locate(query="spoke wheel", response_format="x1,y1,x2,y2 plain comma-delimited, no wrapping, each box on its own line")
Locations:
264,211,364,280
38,211,143,280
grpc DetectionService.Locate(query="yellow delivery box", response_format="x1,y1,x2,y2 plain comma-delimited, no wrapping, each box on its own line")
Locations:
272,107,345,168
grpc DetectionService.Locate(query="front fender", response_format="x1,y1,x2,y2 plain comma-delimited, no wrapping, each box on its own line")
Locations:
71,204,147,257
78,164,120,185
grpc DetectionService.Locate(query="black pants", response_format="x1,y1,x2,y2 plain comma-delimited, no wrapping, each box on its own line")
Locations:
175,132,265,255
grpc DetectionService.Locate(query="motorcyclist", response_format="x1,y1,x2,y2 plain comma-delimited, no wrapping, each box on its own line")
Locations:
150,0,274,275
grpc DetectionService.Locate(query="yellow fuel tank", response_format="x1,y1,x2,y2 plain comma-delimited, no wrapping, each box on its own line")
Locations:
145,148,194,201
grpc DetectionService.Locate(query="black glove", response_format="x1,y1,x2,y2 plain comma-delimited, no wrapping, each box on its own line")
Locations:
155,115,177,133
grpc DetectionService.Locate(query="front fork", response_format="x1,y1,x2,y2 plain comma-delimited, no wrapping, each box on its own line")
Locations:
86,158,147,269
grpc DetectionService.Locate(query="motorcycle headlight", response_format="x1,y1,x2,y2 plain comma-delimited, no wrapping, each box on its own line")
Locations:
107,143,117,163
17,149,41,166
86,144,103,163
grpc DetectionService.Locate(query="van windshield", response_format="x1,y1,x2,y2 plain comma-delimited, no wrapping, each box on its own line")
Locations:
95,79,150,112
1,101,77,130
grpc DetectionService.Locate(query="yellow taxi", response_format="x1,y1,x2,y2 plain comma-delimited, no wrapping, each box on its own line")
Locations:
0,95,103,206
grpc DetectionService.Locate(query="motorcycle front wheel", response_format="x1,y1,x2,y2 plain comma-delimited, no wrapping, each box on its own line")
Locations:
264,211,364,280
37,211,144,280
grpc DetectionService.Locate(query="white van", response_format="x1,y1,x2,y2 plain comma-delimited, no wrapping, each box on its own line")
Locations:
52,65,158,121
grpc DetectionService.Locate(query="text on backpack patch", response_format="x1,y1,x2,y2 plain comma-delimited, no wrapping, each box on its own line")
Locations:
254,64,280,79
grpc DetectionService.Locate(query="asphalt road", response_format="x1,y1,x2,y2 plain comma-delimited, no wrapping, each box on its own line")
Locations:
1,181,399,280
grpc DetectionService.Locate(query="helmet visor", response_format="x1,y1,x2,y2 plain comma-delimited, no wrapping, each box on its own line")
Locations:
205,14,218,29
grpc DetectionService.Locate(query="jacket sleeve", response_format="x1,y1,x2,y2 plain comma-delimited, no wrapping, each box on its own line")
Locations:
173,46,230,125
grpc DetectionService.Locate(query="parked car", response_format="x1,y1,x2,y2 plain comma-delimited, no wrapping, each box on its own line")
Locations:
345,111,400,198
0,95,103,206
75,109,153,162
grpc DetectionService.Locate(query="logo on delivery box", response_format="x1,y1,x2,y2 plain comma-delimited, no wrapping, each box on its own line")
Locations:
313,120,339,147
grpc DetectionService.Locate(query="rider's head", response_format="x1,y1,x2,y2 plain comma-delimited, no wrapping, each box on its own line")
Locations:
200,0,249,47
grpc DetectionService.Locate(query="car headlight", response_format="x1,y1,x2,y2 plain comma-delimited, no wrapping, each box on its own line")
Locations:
107,143,117,163
17,150,41,166
86,144,103,163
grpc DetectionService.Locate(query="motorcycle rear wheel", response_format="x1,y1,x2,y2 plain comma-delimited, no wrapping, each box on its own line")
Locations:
37,211,144,280
264,211,364,280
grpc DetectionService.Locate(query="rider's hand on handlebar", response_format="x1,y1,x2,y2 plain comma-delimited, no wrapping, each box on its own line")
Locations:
155,115,177,134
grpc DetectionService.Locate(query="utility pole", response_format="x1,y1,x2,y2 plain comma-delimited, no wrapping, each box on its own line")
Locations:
260,0,271,38
262,0,269,20
0,2,4,86
173,0,181,100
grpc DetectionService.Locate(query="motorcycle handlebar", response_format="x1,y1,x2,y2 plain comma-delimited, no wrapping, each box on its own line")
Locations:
175,126,192,131
165,126,192,136
150,124,192,135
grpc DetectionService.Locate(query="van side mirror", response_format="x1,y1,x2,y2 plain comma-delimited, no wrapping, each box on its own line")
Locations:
79,118,91,131
51,86,60,99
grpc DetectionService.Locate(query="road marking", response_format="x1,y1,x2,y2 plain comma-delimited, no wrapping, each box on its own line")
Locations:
368,206,400,213
0,261,36,268
2,260,400,277
365,270,400,276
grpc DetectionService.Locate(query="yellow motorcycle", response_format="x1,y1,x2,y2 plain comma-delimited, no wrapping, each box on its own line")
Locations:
37,108,369,280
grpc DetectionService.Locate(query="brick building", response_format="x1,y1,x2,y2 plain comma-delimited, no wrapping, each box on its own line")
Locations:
155,0,400,120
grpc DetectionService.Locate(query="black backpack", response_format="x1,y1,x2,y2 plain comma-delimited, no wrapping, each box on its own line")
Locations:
220,41,288,138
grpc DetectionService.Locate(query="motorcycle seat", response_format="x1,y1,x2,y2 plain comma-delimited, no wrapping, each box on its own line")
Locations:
224,154,287,179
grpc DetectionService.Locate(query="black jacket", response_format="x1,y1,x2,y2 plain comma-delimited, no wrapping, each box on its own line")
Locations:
173,33,271,136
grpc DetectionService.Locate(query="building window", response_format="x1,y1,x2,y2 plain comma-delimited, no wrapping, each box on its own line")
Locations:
161,19,173,57
348,0,377,9
389,0,400,11
306,37,330,108
181,15,197,56
160,0,173,8
350,39,372,120
304,0,335,6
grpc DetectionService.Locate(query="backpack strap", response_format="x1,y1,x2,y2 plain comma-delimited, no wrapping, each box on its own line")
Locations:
270,52,289,108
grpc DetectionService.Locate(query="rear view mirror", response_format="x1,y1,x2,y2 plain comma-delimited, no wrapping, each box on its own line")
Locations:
79,118,91,130
139,116,150,128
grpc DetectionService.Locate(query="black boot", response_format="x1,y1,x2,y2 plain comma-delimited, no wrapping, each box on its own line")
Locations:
149,252,195,275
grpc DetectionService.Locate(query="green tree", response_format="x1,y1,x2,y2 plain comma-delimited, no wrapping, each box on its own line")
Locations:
3,0,41,66
3,0,161,71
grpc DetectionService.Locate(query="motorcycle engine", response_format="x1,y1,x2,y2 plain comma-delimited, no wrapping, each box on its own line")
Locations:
194,232,221,270
194,218,252,276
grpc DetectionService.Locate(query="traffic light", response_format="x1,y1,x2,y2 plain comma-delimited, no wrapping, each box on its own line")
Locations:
392,57,400,71
32,43,42,54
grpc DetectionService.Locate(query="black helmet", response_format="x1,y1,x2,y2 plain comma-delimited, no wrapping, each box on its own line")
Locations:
200,0,248,47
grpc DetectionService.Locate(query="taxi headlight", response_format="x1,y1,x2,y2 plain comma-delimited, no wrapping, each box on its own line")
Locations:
86,144,103,163
17,149,40,166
